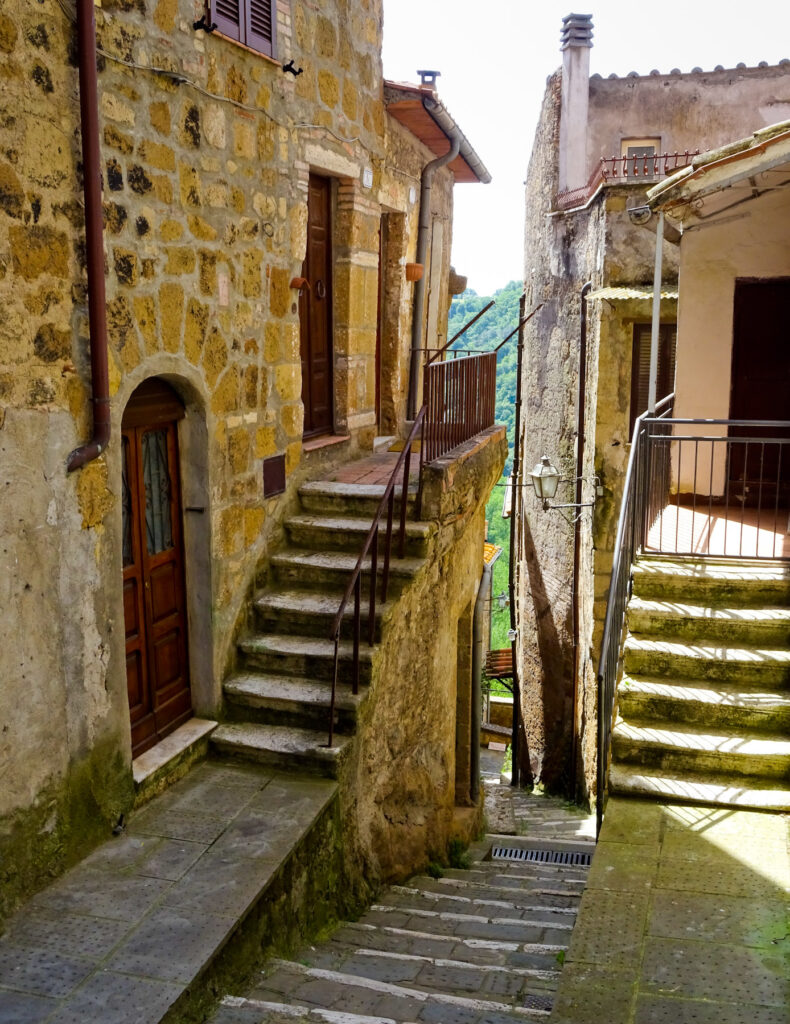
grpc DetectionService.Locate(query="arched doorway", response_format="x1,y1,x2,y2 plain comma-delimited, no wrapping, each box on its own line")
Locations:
121,378,191,757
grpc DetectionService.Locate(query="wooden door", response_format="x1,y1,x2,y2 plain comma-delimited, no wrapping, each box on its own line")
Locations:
299,174,333,436
728,279,790,500
122,381,191,758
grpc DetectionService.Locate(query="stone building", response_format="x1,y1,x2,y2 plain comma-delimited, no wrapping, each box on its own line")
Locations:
0,0,499,923
515,12,790,799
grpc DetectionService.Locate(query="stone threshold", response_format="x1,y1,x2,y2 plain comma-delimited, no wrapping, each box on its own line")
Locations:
302,433,351,453
132,717,218,808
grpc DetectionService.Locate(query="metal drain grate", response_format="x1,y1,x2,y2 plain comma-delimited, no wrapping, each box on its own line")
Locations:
523,993,554,1012
491,845,592,867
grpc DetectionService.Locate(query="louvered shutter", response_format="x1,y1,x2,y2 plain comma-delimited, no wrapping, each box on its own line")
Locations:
247,0,276,57
213,0,242,42
629,324,677,436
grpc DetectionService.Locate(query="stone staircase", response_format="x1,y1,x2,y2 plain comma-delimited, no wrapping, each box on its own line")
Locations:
610,555,790,810
211,478,432,777
210,833,593,1023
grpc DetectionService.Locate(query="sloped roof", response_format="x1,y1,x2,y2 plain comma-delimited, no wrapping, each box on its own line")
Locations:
648,121,790,212
384,81,492,184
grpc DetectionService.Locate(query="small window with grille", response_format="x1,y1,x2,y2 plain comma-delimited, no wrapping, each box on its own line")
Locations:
630,323,676,436
211,0,277,58
621,137,660,178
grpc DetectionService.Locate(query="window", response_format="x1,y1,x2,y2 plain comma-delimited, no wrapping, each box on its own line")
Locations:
629,323,676,435
621,137,660,179
212,0,277,58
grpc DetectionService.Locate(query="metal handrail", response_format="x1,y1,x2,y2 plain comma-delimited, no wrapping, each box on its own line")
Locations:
595,394,674,835
325,407,426,747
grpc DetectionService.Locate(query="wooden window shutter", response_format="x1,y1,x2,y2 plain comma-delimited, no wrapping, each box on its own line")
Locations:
247,0,276,57
212,0,276,55
213,0,242,42
629,323,677,436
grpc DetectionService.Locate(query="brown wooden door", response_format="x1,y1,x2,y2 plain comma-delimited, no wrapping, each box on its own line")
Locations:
299,174,333,436
728,279,790,500
122,381,191,758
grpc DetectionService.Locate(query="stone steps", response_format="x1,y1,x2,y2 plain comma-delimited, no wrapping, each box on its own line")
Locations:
270,547,424,592
611,555,790,810
609,762,790,811
631,556,790,605
403,876,583,911
248,956,550,1021
253,587,390,641
360,902,574,945
612,719,790,778
238,633,376,684
211,722,350,778
223,672,363,733
299,479,418,517
627,596,790,645
617,675,790,731
623,634,790,686
285,512,432,557
379,884,579,922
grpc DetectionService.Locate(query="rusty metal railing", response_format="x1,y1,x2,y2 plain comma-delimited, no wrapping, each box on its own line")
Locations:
556,152,698,210
422,350,497,464
325,408,425,747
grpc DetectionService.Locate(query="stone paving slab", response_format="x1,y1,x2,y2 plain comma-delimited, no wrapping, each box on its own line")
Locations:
0,761,337,1023
549,797,790,1024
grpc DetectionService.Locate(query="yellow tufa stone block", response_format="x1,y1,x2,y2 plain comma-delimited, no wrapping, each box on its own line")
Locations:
243,364,258,408
281,402,304,439
101,92,135,127
228,427,251,475
211,367,240,417
152,175,173,204
133,294,158,355
10,226,69,281
159,281,184,353
179,163,202,208
138,139,175,172
342,77,358,122
216,505,242,557
263,321,282,363
202,327,229,388
198,251,217,296
269,266,290,318
76,456,114,530
255,425,278,459
149,101,171,136
317,70,340,108
165,247,196,275
233,120,255,160
159,219,183,241
187,214,218,241
274,363,301,402
243,506,266,548
241,250,263,298
184,298,208,364
285,440,301,475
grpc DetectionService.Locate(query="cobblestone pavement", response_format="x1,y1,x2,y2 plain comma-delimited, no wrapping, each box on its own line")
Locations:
210,786,596,1024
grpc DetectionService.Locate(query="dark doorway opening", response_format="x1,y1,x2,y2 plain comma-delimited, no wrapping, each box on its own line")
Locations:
299,174,334,437
122,378,191,758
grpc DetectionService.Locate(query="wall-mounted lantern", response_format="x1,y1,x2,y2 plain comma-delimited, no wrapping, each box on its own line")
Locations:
496,590,510,612
529,454,597,519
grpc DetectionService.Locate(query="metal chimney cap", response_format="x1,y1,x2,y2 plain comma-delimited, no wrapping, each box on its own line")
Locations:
560,13,593,50
417,70,441,88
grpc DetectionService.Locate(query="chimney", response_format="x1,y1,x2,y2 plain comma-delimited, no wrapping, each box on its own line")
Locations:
558,13,593,191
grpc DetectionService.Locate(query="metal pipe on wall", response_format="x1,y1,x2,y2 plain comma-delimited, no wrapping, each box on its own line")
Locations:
68,0,110,473
406,114,461,418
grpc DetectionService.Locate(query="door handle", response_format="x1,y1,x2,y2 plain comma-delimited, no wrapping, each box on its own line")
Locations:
315,279,326,300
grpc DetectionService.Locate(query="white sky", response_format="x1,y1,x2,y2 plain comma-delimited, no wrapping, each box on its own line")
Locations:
382,0,790,295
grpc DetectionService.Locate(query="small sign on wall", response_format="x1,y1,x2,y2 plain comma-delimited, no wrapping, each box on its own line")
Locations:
263,454,286,497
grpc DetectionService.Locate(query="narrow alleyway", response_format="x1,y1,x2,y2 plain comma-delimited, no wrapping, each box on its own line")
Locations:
210,769,596,1023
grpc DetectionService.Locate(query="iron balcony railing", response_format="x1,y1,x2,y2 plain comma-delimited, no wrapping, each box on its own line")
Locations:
422,349,497,464
556,151,698,211
596,402,790,833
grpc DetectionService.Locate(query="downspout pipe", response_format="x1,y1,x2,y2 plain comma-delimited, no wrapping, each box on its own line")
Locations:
68,0,110,473
571,281,592,799
647,212,665,414
407,111,462,418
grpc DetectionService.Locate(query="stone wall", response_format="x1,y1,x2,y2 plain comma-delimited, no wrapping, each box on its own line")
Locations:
0,0,460,918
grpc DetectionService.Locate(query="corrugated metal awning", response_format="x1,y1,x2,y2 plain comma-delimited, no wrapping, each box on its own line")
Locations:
587,286,679,301
483,542,502,566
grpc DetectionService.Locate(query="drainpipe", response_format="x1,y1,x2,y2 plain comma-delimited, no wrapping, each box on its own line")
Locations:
68,0,110,472
570,282,592,799
472,549,502,804
647,212,665,414
509,293,532,789
407,111,462,418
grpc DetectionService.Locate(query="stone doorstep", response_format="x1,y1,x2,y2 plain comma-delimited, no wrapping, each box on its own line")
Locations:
302,434,352,454
0,764,339,1024
133,718,218,808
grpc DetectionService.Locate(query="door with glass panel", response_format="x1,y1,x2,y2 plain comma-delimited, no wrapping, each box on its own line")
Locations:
121,379,191,758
